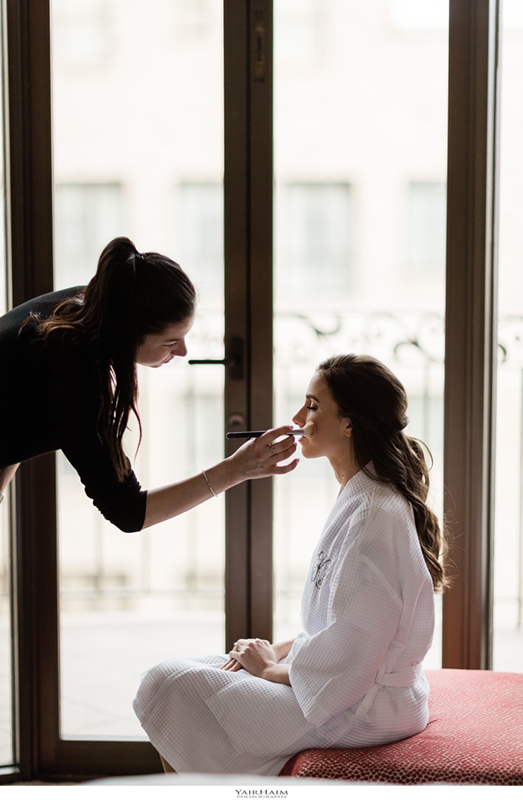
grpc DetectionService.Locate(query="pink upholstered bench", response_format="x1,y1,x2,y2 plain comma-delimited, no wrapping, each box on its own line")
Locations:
280,669,523,785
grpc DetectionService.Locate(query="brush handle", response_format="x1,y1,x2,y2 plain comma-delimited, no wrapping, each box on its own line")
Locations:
226,429,303,439
226,430,266,439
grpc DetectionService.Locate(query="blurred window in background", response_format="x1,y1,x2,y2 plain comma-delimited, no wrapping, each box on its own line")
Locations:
175,0,214,37
275,0,324,63
276,183,352,300
273,0,448,667
389,0,449,30
53,0,110,66
177,182,223,302
52,0,225,739
54,183,123,288
407,182,446,275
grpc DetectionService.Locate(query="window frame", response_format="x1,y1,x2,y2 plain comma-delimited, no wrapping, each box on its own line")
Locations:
0,0,501,779
442,0,500,669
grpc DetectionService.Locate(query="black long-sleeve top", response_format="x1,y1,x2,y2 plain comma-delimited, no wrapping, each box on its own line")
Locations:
0,288,147,532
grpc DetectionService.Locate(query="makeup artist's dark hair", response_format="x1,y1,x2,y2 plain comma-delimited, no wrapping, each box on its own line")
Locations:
33,237,196,481
317,354,449,592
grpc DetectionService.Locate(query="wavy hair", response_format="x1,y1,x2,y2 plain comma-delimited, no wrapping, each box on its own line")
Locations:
33,237,196,481
317,354,449,591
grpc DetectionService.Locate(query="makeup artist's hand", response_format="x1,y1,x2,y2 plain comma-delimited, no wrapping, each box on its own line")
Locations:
228,425,299,480
143,426,298,528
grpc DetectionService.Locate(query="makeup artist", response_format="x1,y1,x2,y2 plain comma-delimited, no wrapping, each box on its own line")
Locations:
0,237,298,531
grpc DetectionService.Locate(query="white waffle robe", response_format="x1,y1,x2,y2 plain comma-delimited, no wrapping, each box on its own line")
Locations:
134,468,435,775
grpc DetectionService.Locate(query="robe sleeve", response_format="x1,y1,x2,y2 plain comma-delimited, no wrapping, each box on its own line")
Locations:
49,354,147,533
288,510,404,727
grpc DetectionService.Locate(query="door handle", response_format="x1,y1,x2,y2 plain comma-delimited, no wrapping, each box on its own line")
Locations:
189,336,244,381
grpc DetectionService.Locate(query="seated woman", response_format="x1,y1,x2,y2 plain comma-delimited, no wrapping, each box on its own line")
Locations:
133,354,448,776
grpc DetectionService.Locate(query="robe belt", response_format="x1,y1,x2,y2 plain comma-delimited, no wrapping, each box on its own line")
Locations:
355,662,423,720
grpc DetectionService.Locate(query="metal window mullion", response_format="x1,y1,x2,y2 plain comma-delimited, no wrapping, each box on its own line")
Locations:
224,0,251,649
443,0,501,670
224,0,274,647
248,0,274,642
4,0,59,777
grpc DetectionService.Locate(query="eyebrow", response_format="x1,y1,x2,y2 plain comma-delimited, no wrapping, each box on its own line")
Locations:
306,394,320,403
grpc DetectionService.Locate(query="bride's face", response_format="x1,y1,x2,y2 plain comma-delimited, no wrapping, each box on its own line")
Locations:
292,372,352,460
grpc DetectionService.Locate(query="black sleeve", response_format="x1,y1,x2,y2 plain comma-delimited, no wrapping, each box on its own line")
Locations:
49,354,147,533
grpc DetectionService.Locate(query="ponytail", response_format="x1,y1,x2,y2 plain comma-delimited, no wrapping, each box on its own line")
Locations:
33,237,196,481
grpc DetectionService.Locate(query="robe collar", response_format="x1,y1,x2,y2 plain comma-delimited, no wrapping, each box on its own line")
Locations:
337,461,379,501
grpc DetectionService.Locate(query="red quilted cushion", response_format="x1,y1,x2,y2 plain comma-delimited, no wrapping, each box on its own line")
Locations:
280,669,523,785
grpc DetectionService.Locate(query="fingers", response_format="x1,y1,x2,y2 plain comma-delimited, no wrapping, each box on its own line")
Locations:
258,427,295,454
229,638,271,654
232,426,300,480
261,424,294,442
224,637,269,662
224,639,247,667
272,458,300,475
220,658,242,671
265,437,297,461
251,436,298,472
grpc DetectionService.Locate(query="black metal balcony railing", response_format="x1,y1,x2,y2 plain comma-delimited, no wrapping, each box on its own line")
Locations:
1,310,522,629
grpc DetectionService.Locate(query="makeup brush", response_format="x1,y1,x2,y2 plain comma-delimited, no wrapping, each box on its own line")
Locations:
226,421,315,439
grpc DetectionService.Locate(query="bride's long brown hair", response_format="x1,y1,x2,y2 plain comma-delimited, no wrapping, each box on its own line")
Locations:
318,354,449,591
32,237,196,481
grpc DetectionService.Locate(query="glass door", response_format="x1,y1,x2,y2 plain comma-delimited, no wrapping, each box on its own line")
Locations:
273,0,449,667
51,0,225,739
493,0,523,672
3,0,507,780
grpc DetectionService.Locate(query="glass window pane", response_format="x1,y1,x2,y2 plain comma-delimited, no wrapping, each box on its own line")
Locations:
178,182,223,301
52,0,224,738
407,182,446,274
493,0,523,672
276,183,352,299
54,183,124,288
273,0,448,668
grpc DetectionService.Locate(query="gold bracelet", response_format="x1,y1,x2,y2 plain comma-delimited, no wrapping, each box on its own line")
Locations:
202,469,218,498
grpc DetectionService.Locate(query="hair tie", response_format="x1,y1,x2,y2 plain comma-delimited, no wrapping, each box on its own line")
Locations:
127,251,146,270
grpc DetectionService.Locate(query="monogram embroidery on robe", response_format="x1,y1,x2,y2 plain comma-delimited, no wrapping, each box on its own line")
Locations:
311,550,332,588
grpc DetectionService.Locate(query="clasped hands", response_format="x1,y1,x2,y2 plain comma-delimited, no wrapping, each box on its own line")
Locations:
220,638,291,686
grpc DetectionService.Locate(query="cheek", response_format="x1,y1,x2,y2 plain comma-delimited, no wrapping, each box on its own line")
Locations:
149,347,166,364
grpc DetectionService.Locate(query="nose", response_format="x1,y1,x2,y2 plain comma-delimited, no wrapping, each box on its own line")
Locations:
173,339,188,357
292,405,306,427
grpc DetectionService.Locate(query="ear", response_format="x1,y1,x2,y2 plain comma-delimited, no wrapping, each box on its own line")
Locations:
343,418,353,438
